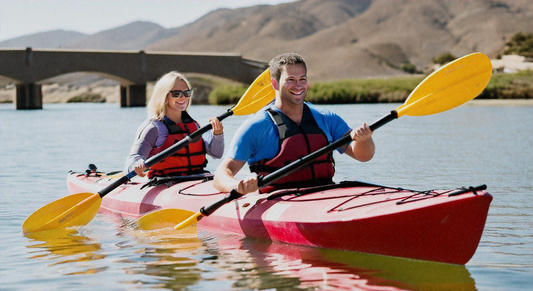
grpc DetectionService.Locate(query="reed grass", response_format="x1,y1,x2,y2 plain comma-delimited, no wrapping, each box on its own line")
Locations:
209,70,532,105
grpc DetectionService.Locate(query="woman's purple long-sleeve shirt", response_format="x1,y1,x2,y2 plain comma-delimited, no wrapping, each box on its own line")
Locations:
124,119,224,173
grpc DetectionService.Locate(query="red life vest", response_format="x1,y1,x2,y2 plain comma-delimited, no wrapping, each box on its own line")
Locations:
250,105,335,192
148,113,207,178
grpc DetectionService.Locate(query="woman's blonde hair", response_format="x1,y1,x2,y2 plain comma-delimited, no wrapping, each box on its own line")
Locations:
147,71,193,120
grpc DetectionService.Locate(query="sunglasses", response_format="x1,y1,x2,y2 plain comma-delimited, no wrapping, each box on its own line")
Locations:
168,89,193,98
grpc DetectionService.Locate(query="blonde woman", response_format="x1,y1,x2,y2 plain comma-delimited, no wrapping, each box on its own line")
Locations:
125,71,224,178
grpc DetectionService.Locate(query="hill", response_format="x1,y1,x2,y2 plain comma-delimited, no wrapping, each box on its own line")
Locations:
0,30,87,48
1,0,532,81
64,21,180,50
145,0,533,80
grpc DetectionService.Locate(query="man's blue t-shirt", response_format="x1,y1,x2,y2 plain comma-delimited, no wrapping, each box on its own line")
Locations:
227,102,352,164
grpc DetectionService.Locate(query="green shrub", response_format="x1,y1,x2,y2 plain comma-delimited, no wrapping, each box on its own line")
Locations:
295,77,423,104
401,62,417,74
478,70,533,99
432,52,457,65
208,84,247,105
208,71,531,104
67,94,105,103
504,32,533,58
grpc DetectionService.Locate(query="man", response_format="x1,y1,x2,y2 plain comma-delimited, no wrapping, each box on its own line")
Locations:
214,52,374,194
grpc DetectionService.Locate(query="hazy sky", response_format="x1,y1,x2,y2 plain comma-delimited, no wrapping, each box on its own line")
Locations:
0,0,294,41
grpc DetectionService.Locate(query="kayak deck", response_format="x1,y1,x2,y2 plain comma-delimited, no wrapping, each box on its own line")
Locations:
67,171,492,265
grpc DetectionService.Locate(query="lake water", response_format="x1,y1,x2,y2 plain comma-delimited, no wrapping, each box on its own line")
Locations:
1,101,532,291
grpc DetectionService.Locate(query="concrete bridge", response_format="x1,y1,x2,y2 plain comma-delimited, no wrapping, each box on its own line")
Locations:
0,48,267,109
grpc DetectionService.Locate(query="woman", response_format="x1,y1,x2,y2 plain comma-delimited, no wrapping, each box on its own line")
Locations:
124,71,224,178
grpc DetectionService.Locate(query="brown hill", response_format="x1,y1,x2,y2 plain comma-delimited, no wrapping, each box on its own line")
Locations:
64,21,179,50
1,0,532,82
0,30,87,48
146,0,533,81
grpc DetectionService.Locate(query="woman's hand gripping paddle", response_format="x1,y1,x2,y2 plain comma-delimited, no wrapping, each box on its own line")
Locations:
138,52,493,232
22,69,275,234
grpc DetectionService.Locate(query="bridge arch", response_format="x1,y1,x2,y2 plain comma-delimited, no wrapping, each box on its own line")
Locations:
0,48,267,109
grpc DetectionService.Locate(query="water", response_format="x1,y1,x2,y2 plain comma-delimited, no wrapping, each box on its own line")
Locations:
1,101,532,291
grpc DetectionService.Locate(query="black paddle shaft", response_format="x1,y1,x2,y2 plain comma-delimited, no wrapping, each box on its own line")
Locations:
97,109,234,198
200,110,399,216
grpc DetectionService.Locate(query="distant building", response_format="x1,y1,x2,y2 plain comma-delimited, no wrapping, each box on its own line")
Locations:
491,55,533,73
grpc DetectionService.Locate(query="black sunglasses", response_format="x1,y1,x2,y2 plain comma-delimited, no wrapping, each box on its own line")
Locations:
169,89,193,98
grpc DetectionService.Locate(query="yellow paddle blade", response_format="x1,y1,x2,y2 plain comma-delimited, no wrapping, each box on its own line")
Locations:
137,209,201,231
137,208,197,231
232,69,275,116
397,52,492,117
174,212,203,231
22,193,101,234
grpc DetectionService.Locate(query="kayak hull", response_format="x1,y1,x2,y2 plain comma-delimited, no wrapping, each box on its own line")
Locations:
67,172,492,265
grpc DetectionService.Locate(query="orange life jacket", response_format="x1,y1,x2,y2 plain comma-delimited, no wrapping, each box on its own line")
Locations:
250,105,334,192
148,113,207,178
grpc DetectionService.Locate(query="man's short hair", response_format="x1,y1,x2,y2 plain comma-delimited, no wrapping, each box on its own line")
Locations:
269,53,307,82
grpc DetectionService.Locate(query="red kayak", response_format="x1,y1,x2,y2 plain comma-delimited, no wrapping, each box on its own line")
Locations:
67,170,492,265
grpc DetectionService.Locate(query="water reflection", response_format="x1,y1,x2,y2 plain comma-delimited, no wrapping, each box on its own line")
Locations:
119,225,204,290
24,227,106,274
98,223,478,291
20,208,479,290
204,233,476,291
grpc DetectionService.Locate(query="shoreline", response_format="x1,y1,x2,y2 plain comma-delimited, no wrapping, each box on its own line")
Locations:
2,97,531,106
466,99,533,106
2,85,532,106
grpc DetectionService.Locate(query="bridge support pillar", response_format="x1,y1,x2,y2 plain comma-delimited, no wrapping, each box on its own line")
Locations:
120,85,146,107
15,83,43,110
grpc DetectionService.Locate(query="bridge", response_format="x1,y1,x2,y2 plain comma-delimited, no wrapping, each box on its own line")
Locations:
0,48,267,109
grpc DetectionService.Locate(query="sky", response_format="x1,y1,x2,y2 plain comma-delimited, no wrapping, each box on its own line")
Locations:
0,0,294,41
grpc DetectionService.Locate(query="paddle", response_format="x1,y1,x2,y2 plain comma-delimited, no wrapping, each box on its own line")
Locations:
22,69,276,234
137,52,493,231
